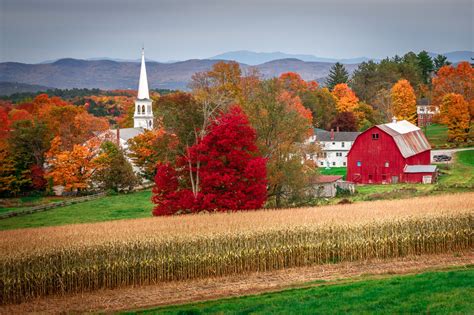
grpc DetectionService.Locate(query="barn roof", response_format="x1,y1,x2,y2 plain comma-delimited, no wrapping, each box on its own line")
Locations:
377,120,431,158
404,165,437,173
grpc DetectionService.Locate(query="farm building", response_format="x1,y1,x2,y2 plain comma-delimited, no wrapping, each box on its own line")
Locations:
307,128,360,167
310,175,343,197
347,119,437,184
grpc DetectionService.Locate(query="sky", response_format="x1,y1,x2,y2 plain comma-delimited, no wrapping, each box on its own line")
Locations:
1,0,473,63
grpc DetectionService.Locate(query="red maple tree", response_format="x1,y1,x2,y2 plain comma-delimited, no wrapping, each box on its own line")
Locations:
152,106,267,216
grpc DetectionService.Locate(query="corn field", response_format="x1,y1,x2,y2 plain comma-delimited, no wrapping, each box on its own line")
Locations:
0,193,473,304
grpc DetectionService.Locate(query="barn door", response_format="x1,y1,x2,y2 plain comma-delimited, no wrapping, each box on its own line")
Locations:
391,176,398,184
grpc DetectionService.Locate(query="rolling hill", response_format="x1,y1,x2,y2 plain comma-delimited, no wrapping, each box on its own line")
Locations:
0,58,358,92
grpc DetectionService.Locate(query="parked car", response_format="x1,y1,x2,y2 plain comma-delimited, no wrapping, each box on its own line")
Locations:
433,154,451,162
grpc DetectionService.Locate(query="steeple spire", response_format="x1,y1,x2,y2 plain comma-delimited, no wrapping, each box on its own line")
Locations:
137,47,150,100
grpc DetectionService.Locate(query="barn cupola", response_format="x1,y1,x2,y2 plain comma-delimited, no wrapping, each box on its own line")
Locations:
133,48,154,130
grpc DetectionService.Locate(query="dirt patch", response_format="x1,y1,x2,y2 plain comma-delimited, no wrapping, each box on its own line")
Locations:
1,251,472,314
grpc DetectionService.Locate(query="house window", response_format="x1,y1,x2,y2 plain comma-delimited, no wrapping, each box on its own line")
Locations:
357,161,362,167
343,162,346,166
320,161,324,166
332,142,335,145
372,133,379,140
336,152,342,157
332,162,336,166
341,142,345,147
384,162,389,167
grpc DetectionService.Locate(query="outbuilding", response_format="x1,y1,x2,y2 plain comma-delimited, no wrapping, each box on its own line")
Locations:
347,119,437,184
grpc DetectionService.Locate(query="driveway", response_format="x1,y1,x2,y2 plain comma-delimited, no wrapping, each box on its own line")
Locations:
431,147,473,163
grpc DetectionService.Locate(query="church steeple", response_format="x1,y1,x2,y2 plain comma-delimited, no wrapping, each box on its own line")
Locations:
137,48,150,100
133,48,153,130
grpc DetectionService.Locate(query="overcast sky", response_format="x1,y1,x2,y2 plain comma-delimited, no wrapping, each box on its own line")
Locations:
1,0,472,63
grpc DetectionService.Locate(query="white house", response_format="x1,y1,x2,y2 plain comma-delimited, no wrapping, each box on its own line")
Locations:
307,128,360,168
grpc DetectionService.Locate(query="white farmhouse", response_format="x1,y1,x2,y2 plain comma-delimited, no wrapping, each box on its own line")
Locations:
307,128,360,168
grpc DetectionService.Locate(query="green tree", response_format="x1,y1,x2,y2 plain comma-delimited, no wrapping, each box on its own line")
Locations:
94,141,138,192
326,62,349,90
417,51,434,84
433,54,451,73
300,87,337,129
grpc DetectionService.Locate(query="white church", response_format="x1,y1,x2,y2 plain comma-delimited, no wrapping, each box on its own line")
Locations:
101,48,154,150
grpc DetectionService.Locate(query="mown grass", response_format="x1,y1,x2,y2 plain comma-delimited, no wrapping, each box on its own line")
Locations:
0,190,152,230
319,167,347,180
133,268,474,314
438,150,474,186
424,123,448,148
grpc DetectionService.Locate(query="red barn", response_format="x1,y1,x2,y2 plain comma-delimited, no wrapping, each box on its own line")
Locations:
347,120,437,184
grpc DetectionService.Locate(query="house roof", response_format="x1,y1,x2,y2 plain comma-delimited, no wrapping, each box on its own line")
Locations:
315,130,360,142
312,175,343,183
404,165,437,173
376,120,431,158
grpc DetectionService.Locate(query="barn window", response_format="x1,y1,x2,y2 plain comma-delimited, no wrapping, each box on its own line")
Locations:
372,133,379,140
384,162,389,167
357,161,361,167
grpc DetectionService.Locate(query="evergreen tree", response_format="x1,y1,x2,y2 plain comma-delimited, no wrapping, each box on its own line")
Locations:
433,54,451,73
326,62,349,90
417,51,434,84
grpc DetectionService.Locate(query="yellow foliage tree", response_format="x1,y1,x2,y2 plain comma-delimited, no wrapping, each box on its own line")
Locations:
391,79,417,124
331,83,359,113
440,93,470,143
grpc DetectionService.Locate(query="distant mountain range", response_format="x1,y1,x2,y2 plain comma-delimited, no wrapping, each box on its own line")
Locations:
0,50,471,95
209,50,472,65
0,58,359,94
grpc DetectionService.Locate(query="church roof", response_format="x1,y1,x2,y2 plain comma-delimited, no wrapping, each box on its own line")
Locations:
107,128,145,141
137,48,150,100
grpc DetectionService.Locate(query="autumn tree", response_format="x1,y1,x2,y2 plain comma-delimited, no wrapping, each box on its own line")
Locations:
0,148,30,196
439,93,470,142
93,141,138,192
127,128,178,180
152,106,267,215
326,62,349,90
390,79,417,124
46,137,101,192
432,62,474,109
241,79,316,207
331,83,359,113
330,112,358,131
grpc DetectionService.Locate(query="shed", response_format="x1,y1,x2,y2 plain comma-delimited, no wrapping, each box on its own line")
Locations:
311,175,343,197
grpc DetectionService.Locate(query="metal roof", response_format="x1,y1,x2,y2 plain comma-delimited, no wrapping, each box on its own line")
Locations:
377,120,431,158
404,165,437,173
107,128,145,141
315,130,360,142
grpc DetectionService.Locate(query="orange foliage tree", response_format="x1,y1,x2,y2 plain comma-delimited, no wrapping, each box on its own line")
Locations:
127,128,179,180
331,83,359,113
432,62,474,109
45,137,102,191
439,93,470,142
390,79,417,124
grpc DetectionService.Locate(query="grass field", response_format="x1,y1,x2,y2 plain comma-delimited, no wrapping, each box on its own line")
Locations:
138,268,474,314
424,124,448,148
319,166,347,179
438,150,474,186
1,193,472,304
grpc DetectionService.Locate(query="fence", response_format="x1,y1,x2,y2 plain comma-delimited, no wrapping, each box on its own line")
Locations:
0,193,107,220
